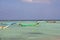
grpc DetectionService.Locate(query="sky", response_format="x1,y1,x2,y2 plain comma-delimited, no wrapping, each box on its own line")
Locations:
0,0,60,20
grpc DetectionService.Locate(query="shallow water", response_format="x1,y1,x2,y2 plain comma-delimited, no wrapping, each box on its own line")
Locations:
0,21,60,40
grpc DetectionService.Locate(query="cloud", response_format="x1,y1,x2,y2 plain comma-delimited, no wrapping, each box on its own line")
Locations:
33,0,50,3
21,0,51,4
22,0,32,2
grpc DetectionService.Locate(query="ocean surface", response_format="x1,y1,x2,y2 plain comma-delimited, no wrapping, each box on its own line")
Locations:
0,21,60,40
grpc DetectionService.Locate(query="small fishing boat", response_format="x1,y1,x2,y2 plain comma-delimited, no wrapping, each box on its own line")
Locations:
0,22,17,29
19,21,40,27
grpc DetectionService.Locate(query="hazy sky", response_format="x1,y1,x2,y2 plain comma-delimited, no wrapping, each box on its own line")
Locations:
0,0,60,20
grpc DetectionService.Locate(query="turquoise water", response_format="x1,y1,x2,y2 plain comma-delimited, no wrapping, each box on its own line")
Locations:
0,21,60,40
